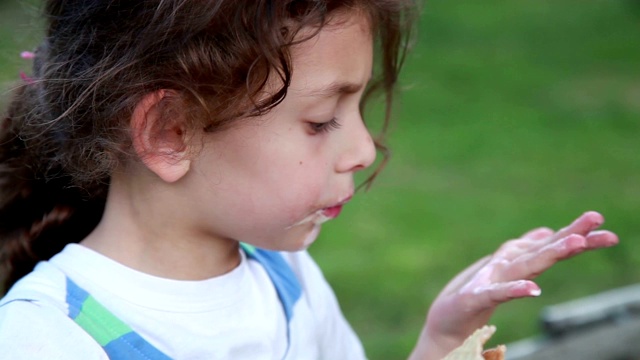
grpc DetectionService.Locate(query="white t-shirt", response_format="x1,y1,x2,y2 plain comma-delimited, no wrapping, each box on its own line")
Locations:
0,244,366,359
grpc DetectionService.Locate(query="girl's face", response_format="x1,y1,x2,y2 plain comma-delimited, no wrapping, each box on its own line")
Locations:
186,12,376,251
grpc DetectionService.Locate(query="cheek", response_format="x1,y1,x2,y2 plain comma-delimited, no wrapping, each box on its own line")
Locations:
264,169,326,223
198,129,330,226
258,164,328,225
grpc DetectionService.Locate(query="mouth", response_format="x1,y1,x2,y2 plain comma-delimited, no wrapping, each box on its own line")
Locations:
321,204,343,219
289,195,352,228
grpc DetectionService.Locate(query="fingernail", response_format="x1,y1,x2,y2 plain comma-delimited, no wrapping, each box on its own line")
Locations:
530,288,541,297
585,211,604,226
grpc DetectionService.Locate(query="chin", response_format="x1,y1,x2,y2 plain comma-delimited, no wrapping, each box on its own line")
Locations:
300,224,321,249
275,223,322,252
245,224,322,252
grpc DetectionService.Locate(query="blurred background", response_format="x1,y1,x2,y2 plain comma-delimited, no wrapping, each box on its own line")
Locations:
1,0,639,359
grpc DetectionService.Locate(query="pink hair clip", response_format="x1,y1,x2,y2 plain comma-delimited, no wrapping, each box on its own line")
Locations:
20,51,35,60
19,50,36,84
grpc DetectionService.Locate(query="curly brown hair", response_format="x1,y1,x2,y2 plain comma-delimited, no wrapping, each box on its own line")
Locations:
0,0,415,292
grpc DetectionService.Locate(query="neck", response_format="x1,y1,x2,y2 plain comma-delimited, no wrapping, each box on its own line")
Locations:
81,168,240,280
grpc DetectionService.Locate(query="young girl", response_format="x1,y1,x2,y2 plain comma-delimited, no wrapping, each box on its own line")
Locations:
0,1,618,359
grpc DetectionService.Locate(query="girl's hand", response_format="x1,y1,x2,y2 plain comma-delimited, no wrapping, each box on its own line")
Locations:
410,211,618,360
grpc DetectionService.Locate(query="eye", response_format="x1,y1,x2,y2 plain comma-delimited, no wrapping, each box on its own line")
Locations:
308,118,342,134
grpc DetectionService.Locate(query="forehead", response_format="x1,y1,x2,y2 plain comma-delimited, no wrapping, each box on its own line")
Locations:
288,12,374,96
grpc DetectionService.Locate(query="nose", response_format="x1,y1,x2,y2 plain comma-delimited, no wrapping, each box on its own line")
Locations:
335,115,377,173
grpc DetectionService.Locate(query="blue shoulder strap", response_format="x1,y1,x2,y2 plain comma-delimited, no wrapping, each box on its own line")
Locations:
66,277,172,360
239,243,302,323
239,243,303,358
64,244,302,359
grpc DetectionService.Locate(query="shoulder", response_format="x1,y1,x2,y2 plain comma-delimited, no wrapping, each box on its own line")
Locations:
279,250,326,287
1,261,68,310
277,250,337,303
0,260,107,359
277,250,339,324
278,250,336,309
0,297,107,359
280,250,367,359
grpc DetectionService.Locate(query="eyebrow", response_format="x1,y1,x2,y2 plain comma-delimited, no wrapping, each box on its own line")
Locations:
303,81,365,98
302,71,375,99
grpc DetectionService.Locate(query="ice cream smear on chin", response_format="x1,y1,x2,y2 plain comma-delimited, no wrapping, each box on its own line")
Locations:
289,205,343,228
290,205,343,247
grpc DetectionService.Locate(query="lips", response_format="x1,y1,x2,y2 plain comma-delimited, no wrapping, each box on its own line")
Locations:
288,196,351,228
321,205,343,219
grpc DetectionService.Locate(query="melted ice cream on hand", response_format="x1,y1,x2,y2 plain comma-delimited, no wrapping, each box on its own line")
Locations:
442,326,506,360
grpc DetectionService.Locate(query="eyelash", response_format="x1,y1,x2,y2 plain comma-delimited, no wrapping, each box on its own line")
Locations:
309,118,342,134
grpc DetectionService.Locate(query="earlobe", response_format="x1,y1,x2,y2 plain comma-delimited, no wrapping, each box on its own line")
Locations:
130,90,191,183
143,155,191,183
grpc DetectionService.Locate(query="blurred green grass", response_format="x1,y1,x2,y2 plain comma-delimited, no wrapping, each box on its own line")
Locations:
2,1,639,359
313,1,640,358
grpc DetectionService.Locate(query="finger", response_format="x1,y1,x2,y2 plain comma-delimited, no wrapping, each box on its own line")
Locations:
441,255,492,294
521,227,554,240
551,211,604,242
494,227,555,261
492,234,587,281
585,230,619,249
462,280,541,310
494,238,535,260
494,235,551,261
498,212,604,261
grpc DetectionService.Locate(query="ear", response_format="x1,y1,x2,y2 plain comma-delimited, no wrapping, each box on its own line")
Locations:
130,90,191,183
